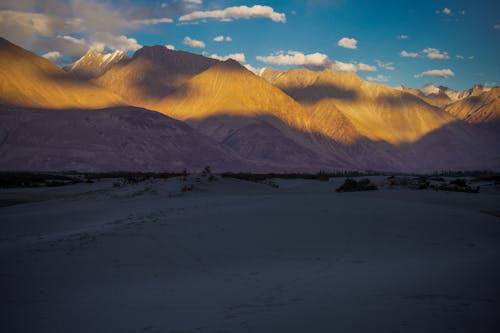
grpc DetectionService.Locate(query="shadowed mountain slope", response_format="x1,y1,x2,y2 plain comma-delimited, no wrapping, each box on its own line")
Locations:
0,106,247,172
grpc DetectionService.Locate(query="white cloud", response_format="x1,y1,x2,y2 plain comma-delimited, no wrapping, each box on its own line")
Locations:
0,10,82,37
422,48,450,60
459,10,466,15
244,63,261,74
337,37,357,49
182,36,205,48
179,5,286,23
357,63,377,72
397,35,409,40
165,44,175,50
330,60,358,72
376,60,395,71
495,24,500,30
131,18,173,25
366,75,390,82
256,51,329,66
213,35,232,42
42,51,62,61
468,56,474,60
183,0,203,4
415,69,454,78
456,55,464,59
256,50,375,73
400,50,419,58
89,32,141,52
37,32,141,57
208,53,246,63
0,10,83,49
437,8,452,15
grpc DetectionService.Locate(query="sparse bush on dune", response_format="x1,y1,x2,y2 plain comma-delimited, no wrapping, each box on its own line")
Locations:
385,175,480,193
181,184,194,193
336,178,378,192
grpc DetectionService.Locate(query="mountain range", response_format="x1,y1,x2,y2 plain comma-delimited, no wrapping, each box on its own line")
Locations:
0,36,498,172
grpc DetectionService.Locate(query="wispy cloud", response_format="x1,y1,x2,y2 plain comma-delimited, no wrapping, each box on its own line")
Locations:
337,37,357,49
183,36,205,48
400,48,450,60
415,69,454,78
422,48,450,60
397,35,409,40
179,5,286,23
366,74,390,82
400,50,420,58
376,60,395,71
438,8,452,15
213,35,232,42
42,51,62,61
132,18,173,25
358,63,377,71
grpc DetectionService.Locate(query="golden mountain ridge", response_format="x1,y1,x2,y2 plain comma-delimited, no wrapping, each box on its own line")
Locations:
153,59,312,132
267,68,455,144
444,87,500,124
0,37,123,109
95,45,219,106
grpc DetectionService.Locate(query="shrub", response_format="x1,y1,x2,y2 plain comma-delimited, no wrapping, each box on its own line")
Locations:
336,178,378,192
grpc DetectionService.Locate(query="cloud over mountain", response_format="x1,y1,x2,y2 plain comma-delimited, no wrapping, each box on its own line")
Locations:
208,52,246,63
179,5,286,23
415,69,454,78
256,51,376,73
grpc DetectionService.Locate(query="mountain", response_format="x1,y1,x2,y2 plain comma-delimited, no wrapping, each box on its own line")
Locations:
152,59,338,169
1,38,498,172
63,49,129,79
95,46,219,105
154,60,309,129
444,87,500,125
259,67,284,83
420,84,460,101
268,69,454,145
456,84,492,100
396,84,453,108
0,106,247,172
0,37,123,109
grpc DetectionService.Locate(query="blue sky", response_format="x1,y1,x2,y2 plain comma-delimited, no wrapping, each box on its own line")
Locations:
1,0,499,90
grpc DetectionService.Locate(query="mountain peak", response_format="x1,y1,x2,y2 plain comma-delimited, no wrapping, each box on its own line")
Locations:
63,49,129,79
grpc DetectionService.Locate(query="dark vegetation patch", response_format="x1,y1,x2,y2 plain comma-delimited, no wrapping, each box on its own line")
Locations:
386,176,480,193
0,172,82,188
336,178,378,192
221,171,369,182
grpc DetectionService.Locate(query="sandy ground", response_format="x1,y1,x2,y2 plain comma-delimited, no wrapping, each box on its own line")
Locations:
1,176,500,333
